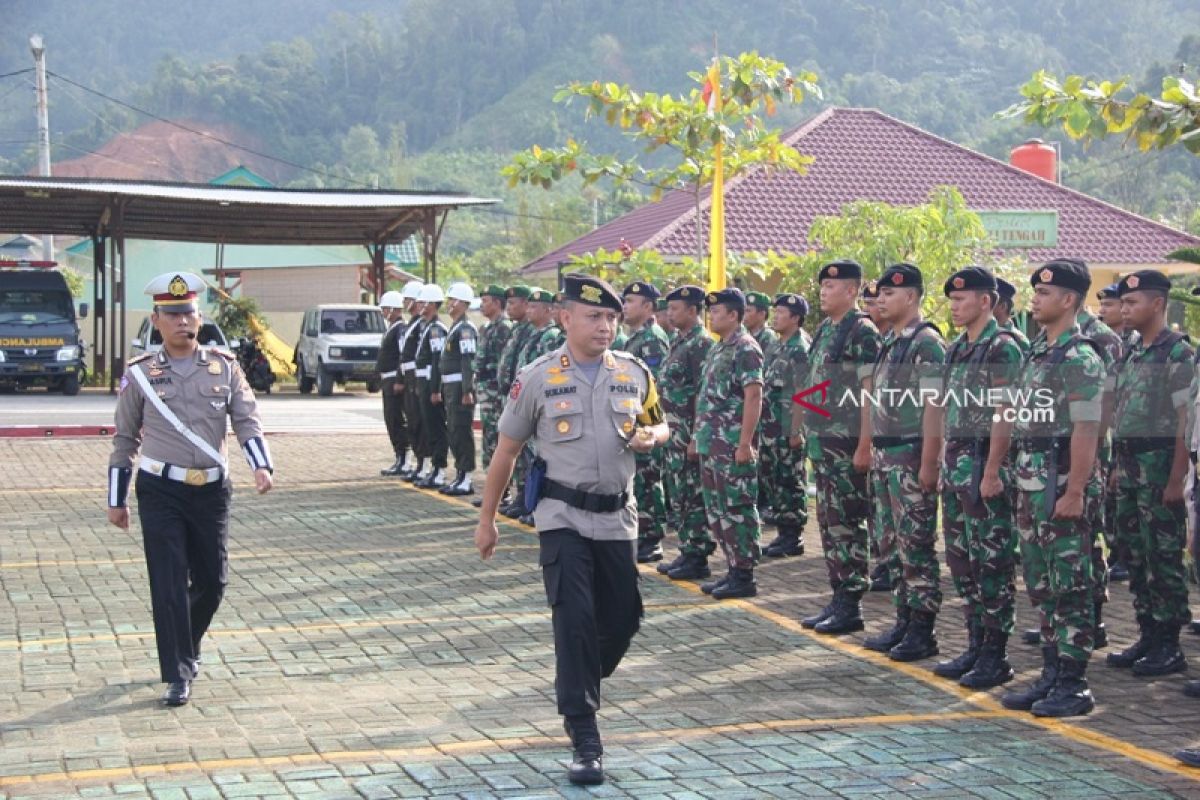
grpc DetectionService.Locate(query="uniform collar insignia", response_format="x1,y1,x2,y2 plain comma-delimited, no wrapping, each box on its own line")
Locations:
197,348,208,363
559,354,571,368
603,352,616,369
155,351,168,366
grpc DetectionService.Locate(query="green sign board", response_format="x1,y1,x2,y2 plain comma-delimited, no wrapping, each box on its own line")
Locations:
977,210,1059,248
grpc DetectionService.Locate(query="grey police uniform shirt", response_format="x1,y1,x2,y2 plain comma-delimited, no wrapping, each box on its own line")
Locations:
110,347,265,472
498,346,664,541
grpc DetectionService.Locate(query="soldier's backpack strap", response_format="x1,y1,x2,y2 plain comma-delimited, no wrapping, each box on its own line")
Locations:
828,310,866,363
888,321,942,366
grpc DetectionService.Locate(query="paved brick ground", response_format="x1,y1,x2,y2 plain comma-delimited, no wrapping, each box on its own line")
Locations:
2,434,1200,798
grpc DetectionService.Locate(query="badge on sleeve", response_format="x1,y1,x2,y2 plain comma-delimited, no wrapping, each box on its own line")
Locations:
208,361,222,375
510,380,522,400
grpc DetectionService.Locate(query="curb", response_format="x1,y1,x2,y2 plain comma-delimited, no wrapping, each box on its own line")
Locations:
0,425,116,438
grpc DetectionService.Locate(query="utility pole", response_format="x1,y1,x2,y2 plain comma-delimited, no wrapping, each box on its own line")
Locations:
30,35,53,261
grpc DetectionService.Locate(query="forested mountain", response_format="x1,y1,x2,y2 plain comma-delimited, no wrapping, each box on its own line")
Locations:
3,0,1199,267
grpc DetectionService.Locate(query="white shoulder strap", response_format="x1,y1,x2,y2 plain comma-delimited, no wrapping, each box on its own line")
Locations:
130,364,228,473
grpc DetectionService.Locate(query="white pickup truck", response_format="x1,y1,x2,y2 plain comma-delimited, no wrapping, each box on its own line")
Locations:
293,304,384,396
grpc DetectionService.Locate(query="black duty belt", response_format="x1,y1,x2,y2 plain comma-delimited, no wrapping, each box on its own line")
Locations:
872,435,922,449
541,477,629,514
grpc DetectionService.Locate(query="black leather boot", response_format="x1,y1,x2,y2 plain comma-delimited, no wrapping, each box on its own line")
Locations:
1107,561,1130,582
1001,645,1058,711
933,620,982,679
764,525,804,558
1106,615,1155,668
163,680,191,707
636,540,664,563
1183,679,1200,699
711,567,758,600
1133,622,1187,677
401,459,426,482
667,553,711,581
657,551,688,575
889,610,939,662
701,571,729,595
801,590,839,629
1031,657,1095,718
869,562,893,592
864,606,911,653
959,629,1015,689
380,455,405,476
815,590,864,635
1021,627,1041,645
564,715,604,785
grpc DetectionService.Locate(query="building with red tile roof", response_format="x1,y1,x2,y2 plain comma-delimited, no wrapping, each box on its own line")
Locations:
522,107,1200,289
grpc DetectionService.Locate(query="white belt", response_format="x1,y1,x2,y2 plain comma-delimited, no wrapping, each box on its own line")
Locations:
381,370,398,379
402,361,416,372
139,457,223,486
415,367,431,378
441,373,463,383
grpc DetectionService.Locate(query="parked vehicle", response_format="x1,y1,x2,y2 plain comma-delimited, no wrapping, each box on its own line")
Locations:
130,316,231,357
235,336,276,394
0,261,87,395
293,304,384,396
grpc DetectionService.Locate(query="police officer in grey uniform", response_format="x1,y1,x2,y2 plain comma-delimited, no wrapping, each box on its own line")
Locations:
475,273,668,786
107,272,273,707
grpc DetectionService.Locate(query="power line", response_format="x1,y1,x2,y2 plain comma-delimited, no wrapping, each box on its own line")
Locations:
0,68,33,81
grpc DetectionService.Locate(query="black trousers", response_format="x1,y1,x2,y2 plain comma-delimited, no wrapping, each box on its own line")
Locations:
538,529,643,717
418,379,448,468
442,384,476,473
403,374,426,459
381,382,408,458
135,471,232,683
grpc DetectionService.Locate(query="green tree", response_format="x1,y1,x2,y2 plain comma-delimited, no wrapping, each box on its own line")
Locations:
502,52,820,261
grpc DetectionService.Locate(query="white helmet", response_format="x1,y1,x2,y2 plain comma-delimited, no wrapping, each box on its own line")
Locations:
447,282,475,303
378,290,404,309
417,284,445,304
401,281,425,301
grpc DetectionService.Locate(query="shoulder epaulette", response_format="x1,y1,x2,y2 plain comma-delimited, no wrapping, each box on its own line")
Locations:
210,347,237,360
127,352,153,366
612,349,654,378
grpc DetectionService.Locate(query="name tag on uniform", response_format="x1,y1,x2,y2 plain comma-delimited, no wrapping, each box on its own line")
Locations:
210,400,227,410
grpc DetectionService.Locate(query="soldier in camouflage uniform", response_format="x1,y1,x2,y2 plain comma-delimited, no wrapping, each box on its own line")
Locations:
1105,271,1193,679
655,286,718,581
473,285,513,479
761,293,810,558
860,279,894,593
931,267,1023,689
618,281,671,563
796,260,882,635
1001,259,1106,719
437,282,480,496
690,288,765,600
860,263,946,662
993,278,1026,343
745,291,781,523
495,286,537,518
1096,283,1132,582
655,298,675,344
508,288,559,523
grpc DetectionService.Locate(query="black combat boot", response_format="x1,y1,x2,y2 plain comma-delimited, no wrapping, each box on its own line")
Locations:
1133,622,1187,677
402,459,426,482
636,540,664,563
667,553,711,581
815,590,864,635
932,620,981,679
701,571,730,595
1001,645,1059,711
564,714,604,785
959,629,1015,689
1093,602,1108,649
1106,615,1155,668
1031,658,1095,718
657,551,688,575
1107,561,1130,582
380,454,405,476
711,567,757,600
1183,679,1200,699
801,589,839,629
764,525,804,558
869,562,893,592
888,610,939,662
1021,627,1041,645
863,607,911,653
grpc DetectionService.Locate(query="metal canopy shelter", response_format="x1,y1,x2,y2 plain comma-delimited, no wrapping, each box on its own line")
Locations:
0,176,497,390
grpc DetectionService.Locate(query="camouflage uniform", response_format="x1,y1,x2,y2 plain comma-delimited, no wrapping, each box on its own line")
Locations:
1113,329,1194,627
870,320,946,615
1079,310,1123,610
1013,326,1106,663
695,325,764,569
801,312,881,595
941,318,1023,634
751,325,780,514
498,319,538,501
660,322,716,557
475,313,513,469
761,329,809,531
513,322,559,502
617,319,671,549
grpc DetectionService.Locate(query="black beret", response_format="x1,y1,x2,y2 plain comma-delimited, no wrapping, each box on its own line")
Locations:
774,293,809,316
1117,270,1171,297
665,284,705,307
622,280,661,300
1031,259,1091,295
861,280,880,299
818,260,863,282
1096,283,1120,301
880,262,923,291
705,287,746,312
995,277,1017,302
943,266,997,297
561,272,623,312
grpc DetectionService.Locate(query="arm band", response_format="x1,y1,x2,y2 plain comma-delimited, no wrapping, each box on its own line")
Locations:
242,436,274,473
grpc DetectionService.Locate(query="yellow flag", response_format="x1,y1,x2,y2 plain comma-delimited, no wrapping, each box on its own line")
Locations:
705,61,726,292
